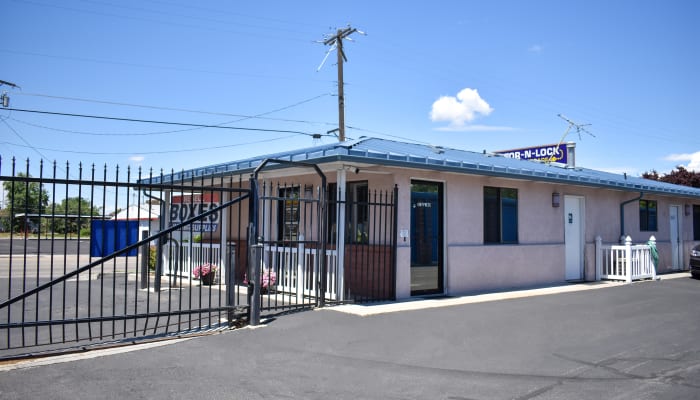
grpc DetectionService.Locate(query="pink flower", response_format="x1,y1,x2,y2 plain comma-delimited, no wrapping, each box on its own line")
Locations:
193,263,218,279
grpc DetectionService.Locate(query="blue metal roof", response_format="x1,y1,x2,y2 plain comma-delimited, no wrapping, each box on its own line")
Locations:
152,137,700,198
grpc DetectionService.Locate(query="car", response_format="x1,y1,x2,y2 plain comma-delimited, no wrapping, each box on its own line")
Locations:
691,244,700,279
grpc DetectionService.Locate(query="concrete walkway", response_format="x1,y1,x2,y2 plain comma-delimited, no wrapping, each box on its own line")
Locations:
329,272,690,316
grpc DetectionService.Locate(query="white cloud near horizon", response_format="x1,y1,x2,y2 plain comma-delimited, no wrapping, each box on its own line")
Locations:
430,88,494,129
596,166,640,176
130,155,145,163
434,124,515,132
664,151,700,171
528,44,543,53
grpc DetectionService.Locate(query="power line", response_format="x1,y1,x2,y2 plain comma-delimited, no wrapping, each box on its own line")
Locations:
0,118,53,164
16,92,333,122
77,0,320,37
1,49,334,84
10,92,335,136
1,133,299,155
15,0,312,43
3,108,332,137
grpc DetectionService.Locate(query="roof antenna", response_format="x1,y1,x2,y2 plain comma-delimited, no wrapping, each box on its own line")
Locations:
558,114,595,140
548,114,595,163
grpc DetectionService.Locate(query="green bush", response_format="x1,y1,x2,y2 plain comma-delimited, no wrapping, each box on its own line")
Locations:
149,246,157,270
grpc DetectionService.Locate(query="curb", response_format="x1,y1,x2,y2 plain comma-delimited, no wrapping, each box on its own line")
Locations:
326,272,691,317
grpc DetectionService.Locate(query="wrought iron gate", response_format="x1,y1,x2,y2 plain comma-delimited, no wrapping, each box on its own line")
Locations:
250,159,397,318
0,157,398,358
0,158,251,358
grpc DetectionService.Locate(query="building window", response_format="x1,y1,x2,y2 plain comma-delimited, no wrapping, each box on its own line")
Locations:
277,186,300,241
639,199,657,232
328,181,369,244
484,186,518,244
694,205,700,241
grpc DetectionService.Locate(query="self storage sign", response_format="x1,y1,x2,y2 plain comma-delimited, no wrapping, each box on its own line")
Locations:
495,143,568,164
169,193,220,232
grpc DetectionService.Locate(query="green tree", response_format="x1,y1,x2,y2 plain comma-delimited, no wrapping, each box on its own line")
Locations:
642,166,700,188
52,197,101,234
1,173,49,232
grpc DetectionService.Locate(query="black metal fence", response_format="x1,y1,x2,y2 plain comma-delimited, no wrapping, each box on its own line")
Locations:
0,157,399,358
0,158,250,358
253,180,397,315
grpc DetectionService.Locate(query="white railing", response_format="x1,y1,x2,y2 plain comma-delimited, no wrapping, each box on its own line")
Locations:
263,241,339,302
163,243,223,282
596,236,656,283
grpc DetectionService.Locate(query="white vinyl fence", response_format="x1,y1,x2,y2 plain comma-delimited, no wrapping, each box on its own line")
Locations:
163,243,223,283
263,241,339,302
596,235,657,283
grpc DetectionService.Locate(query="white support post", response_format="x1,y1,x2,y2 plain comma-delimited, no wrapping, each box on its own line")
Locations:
625,235,633,283
649,235,657,280
336,168,347,301
595,236,602,281
297,234,305,304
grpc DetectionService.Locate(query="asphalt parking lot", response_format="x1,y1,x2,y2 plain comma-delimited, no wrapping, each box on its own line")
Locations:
1,274,698,399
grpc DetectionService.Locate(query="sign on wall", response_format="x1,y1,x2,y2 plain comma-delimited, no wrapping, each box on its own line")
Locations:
169,193,220,232
494,143,568,164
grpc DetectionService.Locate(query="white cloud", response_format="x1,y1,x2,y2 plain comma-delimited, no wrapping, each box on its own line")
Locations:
430,88,494,129
596,166,640,176
528,44,543,53
434,124,514,132
130,155,145,163
664,151,700,171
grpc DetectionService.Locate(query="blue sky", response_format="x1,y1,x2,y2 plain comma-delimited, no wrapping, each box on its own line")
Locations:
2,0,699,180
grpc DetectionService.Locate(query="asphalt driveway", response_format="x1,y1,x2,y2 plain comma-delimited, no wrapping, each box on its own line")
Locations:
1,276,699,399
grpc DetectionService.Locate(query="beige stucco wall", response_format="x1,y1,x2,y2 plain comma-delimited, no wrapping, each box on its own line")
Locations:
380,166,699,299
219,165,700,300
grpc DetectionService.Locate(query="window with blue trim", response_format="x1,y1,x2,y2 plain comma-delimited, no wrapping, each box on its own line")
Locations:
484,186,518,244
639,199,657,232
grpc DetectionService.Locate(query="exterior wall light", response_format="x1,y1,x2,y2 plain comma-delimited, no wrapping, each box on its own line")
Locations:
552,192,561,208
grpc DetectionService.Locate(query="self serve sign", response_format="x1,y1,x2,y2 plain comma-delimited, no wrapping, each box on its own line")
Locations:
169,193,220,232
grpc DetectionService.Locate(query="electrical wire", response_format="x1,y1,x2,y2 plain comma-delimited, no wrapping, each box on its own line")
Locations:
16,92,333,122
3,108,333,137
9,92,336,136
1,134,299,155
1,118,53,165
1,49,334,84
76,0,320,37
14,0,313,43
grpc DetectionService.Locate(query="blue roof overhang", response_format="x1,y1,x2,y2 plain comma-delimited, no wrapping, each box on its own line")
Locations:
140,138,700,199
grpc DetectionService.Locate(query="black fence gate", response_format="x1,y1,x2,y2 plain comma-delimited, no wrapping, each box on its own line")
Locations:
0,158,251,358
250,160,398,317
0,157,398,359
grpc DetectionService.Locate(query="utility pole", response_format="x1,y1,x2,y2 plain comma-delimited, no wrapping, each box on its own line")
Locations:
318,26,364,142
0,79,20,108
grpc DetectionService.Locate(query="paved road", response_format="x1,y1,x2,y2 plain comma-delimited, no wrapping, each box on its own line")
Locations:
1,277,699,399
0,238,87,256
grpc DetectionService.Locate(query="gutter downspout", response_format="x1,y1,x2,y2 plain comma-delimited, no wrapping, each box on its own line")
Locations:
620,192,643,242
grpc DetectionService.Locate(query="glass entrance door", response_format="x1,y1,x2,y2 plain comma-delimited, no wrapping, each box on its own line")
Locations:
410,180,443,295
